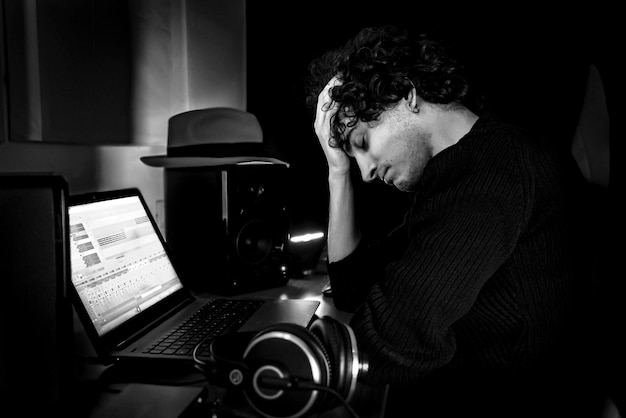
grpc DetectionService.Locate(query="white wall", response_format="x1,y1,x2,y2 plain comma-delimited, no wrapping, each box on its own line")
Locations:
0,0,246,224
0,141,166,222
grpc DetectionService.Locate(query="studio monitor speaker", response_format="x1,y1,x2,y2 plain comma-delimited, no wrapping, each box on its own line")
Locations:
165,164,290,294
0,174,72,414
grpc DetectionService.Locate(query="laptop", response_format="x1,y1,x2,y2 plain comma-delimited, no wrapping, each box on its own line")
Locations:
67,187,319,365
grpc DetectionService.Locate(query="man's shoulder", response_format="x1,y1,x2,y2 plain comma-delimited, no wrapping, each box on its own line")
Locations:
469,117,551,163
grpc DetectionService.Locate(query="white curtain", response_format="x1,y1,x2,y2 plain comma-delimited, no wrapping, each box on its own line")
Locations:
4,0,246,145
130,0,246,145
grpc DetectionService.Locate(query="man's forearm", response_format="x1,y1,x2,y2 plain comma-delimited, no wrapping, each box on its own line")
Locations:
327,173,361,262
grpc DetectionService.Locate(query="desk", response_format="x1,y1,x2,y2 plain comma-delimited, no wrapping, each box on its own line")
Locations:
72,274,387,418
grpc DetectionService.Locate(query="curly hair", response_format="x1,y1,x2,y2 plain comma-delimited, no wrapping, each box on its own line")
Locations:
305,25,482,148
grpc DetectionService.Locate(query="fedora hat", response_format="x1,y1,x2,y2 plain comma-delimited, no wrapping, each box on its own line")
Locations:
141,107,288,168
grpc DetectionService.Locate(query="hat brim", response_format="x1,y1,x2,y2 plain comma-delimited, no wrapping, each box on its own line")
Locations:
140,155,289,168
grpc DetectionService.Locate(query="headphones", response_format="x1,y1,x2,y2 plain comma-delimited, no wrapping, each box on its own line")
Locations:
205,315,369,418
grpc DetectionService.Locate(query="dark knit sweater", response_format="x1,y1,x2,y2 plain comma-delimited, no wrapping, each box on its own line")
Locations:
328,118,587,398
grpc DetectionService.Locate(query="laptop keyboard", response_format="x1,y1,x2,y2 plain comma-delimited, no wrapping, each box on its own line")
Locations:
142,298,264,357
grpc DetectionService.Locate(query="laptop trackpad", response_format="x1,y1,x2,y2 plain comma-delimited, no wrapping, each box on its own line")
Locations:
239,299,319,332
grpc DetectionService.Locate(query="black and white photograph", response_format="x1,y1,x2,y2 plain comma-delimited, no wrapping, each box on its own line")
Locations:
0,1,619,417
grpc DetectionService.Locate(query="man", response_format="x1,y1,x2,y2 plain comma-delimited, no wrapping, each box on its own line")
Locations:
306,25,598,417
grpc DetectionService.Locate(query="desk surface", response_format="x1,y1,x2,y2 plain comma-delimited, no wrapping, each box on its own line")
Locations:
72,273,387,418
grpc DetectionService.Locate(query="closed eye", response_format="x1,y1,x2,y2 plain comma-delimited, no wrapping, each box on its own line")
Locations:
343,136,367,157
354,136,367,152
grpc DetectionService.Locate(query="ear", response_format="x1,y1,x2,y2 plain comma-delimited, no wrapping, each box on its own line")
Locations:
404,85,422,113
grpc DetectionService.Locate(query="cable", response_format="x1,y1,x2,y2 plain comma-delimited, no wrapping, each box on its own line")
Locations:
305,384,360,418
259,377,360,418
192,339,209,366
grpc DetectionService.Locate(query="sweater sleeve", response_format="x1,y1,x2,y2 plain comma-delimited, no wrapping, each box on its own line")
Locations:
327,220,409,312
344,129,535,385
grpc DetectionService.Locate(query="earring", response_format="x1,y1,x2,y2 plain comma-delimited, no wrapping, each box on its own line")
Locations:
412,106,420,113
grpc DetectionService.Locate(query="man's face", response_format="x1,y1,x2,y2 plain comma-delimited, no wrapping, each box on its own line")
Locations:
343,100,433,192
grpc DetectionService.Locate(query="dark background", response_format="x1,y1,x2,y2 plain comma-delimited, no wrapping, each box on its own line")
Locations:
246,1,618,238
247,5,622,404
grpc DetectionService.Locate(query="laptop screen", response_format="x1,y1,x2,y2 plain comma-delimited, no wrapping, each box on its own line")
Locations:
68,193,183,336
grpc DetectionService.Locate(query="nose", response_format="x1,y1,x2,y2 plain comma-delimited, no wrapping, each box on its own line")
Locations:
355,155,377,183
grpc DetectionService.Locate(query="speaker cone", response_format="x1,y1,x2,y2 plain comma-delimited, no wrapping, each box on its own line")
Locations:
236,219,273,265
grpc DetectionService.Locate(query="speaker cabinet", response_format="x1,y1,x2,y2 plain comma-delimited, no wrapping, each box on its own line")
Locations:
0,174,72,414
165,164,290,294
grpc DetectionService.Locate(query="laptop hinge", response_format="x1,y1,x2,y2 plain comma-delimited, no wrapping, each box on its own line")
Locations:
114,296,195,349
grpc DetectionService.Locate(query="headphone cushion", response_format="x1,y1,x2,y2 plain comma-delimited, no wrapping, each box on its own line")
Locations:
309,316,354,398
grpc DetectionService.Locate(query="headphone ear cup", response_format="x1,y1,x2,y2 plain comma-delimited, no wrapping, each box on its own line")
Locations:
242,322,333,418
309,316,359,403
